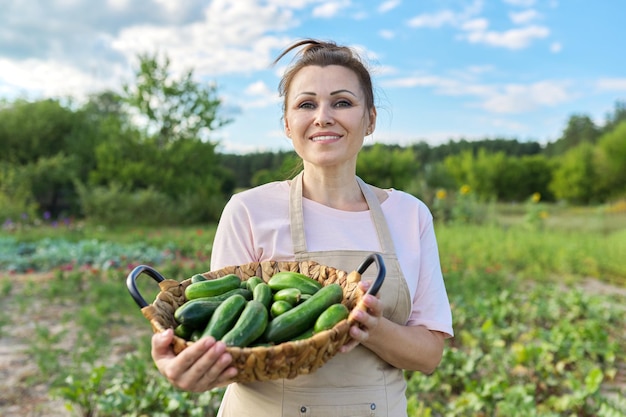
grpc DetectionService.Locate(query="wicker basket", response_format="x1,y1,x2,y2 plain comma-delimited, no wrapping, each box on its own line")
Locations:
126,253,385,384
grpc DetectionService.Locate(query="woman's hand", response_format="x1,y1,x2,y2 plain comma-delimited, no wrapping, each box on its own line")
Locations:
337,278,446,372
151,328,238,392
340,280,383,353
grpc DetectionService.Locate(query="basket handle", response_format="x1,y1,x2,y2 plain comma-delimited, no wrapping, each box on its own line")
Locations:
355,253,386,296
126,265,166,308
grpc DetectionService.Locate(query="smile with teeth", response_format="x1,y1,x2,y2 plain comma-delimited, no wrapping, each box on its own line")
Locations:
310,135,341,141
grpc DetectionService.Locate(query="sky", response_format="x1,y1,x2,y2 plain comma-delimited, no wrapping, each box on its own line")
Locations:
1,0,625,154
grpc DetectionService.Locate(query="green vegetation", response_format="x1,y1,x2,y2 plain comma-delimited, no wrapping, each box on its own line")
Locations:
1,203,624,416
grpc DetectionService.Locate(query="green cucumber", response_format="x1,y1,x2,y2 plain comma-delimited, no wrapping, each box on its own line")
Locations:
191,329,202,342
190,274,207,283
253,282,273,310
201,294,247,340
291,327,314,341
246,276,264,292
174,298,223,329
204,287,252,302
185,274,242,300
174,323,195,340
314,303,349,333
270,300,293,318
267,271,322,295
273,287,301,305
264,283,344,343
221,300,269,347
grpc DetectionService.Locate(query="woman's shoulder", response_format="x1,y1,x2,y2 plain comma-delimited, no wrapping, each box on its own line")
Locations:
380,187,425,206
228,180,290,206
383,188,433,216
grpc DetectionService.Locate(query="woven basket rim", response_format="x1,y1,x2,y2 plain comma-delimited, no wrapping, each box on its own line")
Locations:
141,259,366,383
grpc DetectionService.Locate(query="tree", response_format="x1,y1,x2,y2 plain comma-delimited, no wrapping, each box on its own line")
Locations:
356,144,419,191
602,101,626,134
595,120,626,199
122,53,231,147
549,142,599,204
83,53,234,223
0,98,106,216
545,114,600,156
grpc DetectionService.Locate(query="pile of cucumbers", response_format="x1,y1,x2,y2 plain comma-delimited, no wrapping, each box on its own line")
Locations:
173,271,350,348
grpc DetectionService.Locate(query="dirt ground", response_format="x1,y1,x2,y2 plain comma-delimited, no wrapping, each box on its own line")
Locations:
1,273,625,416
0,273,73,417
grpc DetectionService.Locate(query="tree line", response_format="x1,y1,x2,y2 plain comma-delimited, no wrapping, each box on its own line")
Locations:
1,54,625,226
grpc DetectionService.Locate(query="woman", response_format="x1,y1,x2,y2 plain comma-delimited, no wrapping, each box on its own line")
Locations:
152,39,453,416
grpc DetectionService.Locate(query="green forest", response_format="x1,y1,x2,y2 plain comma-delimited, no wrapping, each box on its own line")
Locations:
2,53,626,228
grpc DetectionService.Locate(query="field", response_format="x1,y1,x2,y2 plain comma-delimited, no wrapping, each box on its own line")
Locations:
1,204,625,416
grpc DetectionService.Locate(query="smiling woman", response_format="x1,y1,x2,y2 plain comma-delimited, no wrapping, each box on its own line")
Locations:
283,64,375,179
150,39,454,417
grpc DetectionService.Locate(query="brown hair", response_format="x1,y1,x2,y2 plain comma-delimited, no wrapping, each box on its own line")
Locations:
273,39,375,115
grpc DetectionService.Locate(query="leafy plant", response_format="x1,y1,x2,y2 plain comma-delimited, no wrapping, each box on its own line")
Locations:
406,270,626,416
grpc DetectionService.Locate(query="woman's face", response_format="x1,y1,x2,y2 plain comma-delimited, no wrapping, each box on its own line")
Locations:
284,65,376,169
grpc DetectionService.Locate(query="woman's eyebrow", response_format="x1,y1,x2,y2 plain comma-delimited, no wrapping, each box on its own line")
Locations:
331,89,357,97
295,89,357,98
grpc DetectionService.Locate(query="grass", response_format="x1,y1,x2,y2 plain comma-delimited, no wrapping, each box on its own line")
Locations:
1,203,625,416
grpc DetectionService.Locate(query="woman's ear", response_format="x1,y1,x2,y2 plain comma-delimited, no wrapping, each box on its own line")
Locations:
284,121,292,138
367,107,377,135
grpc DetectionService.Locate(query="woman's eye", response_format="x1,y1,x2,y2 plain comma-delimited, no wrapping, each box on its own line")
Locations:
298,102,315,109
335,100,352,108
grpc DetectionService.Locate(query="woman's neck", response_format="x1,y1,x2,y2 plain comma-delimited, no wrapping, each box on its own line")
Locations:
301,167,368,211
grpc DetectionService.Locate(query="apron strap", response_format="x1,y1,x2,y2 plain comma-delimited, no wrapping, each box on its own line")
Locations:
289,171,397,255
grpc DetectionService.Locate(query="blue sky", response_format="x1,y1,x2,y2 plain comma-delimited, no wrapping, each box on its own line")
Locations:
1,0,625,153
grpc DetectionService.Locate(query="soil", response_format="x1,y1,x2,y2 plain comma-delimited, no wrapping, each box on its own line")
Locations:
1,273,625,416
0,273,72,417
0,272,150,417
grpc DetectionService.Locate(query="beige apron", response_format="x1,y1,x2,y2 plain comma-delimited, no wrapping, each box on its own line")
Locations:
218,172,413,417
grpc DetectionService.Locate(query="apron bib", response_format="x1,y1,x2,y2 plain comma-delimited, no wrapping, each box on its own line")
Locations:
218,172,412,417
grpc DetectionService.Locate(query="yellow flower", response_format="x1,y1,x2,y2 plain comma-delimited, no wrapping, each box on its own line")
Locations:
540,211,549,219
460,185,471,195
436,189,447,200
531,192,541,203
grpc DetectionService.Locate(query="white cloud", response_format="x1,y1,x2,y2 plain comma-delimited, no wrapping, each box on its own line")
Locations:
382,74,447,89
378,30,395,39
480,81,571,113
462,24,550,49
110,0,296,77
488,117,528,131
467,65,495,75
550,42,562,53
241,80,281,108
107,0,130,11
381,71,572,114
503,0,536,7
461,18,488,32
312,0,350,18
596,78,626,91
408,10,457,28
378,0,401,13
408,1,547,50
0,57,116,100
152,0,183,17
509,9,541,24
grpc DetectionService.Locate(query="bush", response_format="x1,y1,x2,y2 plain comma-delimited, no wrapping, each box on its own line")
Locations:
76,182,225,226
0,163,38,225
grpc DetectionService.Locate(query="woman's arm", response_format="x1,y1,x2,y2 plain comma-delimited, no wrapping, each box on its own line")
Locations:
340,282,446,374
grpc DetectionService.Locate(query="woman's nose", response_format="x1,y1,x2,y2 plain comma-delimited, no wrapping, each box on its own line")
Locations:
314,104,334,126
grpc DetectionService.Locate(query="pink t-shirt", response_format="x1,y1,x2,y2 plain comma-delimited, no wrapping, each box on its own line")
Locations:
210,180,453,337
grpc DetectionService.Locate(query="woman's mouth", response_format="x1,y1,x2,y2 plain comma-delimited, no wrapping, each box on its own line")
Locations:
310,135,341,142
